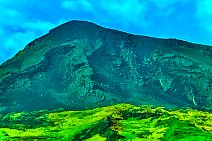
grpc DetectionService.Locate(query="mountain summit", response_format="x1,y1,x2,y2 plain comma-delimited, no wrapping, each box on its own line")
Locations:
0,20,212,114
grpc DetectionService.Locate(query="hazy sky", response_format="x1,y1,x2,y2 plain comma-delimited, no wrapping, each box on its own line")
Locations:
0,0,212,64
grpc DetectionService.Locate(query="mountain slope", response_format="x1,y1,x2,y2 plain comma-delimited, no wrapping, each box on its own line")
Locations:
0,104,212,140
0,20,212,114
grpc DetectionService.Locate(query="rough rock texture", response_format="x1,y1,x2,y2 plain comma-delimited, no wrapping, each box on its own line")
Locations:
0,20,212,114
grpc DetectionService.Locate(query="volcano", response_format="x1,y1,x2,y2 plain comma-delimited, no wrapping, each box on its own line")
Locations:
0,20,212,114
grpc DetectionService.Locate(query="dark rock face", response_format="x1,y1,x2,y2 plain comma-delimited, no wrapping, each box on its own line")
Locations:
0,20,212,114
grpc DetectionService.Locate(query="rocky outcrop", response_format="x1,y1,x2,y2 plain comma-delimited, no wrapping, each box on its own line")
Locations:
0,20,212,114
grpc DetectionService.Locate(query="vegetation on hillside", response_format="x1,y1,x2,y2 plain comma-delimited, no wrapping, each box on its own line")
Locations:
0,104,211,141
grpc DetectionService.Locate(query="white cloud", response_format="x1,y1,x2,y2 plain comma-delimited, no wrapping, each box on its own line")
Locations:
61,0,150,28
0,20,56,61
0,27,4,41
150,0,190,9
0,8,20,18
148,0,191,16
97,0,149,29
62,0,93,12
24,21,55,34
0,4,58,64
0,31,36,63
3,32,36,49
196,0,212,32
0,0,63,64
0,6,24,27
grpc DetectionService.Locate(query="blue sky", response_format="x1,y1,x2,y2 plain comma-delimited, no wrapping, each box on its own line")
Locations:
0,0,212,64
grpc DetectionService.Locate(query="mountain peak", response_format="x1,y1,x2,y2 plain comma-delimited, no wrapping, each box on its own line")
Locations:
0,21,211,114
49,20,100,34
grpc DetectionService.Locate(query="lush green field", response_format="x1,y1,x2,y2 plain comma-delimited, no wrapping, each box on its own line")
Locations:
0,104,212,141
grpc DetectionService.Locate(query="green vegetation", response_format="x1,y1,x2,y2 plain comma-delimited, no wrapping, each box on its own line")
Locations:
0,104,211,141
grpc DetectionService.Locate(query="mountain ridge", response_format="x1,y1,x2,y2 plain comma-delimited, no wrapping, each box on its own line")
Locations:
0,20,211,114
1,20,211,66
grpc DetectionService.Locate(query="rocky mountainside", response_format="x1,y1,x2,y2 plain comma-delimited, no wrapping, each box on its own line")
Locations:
0,20,212,114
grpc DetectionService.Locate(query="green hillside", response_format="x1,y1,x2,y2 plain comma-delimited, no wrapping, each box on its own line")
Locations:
0,104,211,141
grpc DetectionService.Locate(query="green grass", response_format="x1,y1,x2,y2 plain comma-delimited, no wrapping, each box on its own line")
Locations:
0,104,211,141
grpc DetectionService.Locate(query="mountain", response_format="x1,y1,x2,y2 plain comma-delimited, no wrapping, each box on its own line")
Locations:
0,20,212,114
0,104,212,140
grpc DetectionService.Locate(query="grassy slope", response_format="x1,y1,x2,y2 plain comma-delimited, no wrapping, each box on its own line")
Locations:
0,104,211,141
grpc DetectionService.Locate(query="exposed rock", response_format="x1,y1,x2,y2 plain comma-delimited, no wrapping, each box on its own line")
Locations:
0,20,212,114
